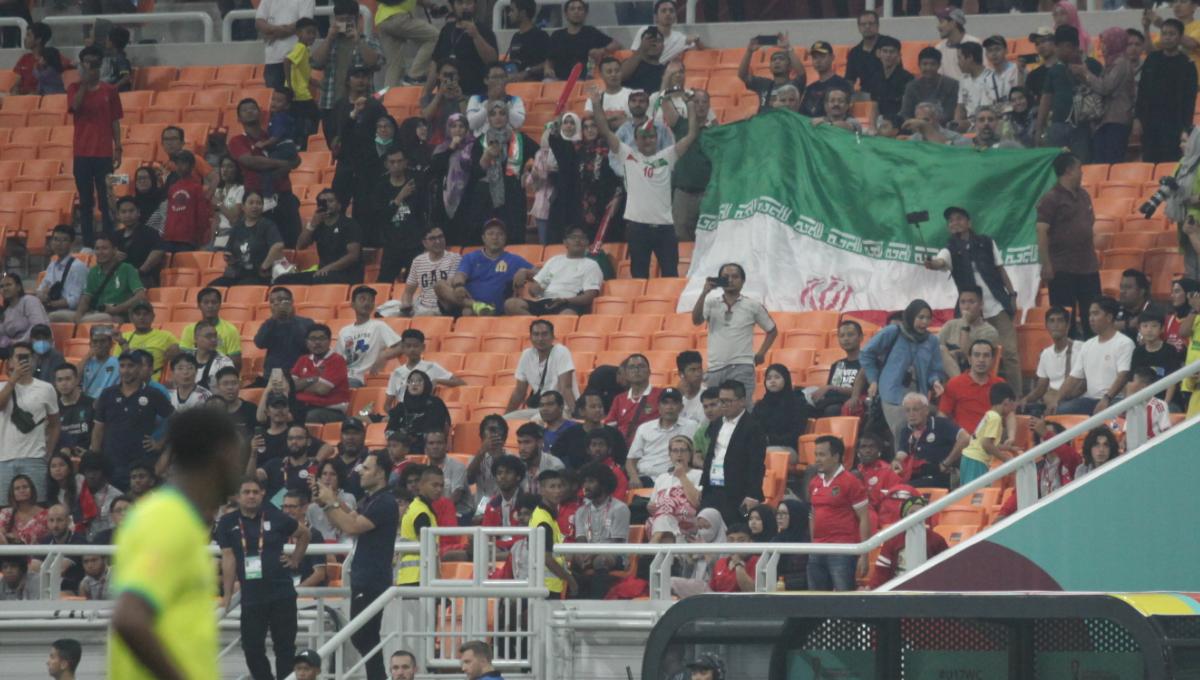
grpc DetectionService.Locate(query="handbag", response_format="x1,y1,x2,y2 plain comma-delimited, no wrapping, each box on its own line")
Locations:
1069,81,1103,126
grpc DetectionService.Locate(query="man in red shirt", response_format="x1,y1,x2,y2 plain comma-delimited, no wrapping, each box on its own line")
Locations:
605,354,663,446
939,339,1005,432
585,429,629,503
161,151,213,252
853,431,901,533
68,45,123,248
290,324,351,424
479,454,526,553
807,435,870,591
228,97,302,247
10,22,50,95
708,523,757,592
867,496,948,589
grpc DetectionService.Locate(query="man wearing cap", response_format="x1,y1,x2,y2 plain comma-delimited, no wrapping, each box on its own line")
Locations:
620,25,668,94
115,301,179,380
934,8,980,81
1035,26,1101,161
864,36,913,120
435,219,535,316
686,653,726,680
276,189,365,286
90,351,174,490
179,288,243,372
338,286,404,387
293,649,322,680
626,387,697,488
738,33,805,111
1024,27,1057,101
846,11,893,92
900,46,959,120
953,42,1002,131
80,325,120,399
632,0,698,65
798,42,852,118
983,36,1018,95
74,233,146,324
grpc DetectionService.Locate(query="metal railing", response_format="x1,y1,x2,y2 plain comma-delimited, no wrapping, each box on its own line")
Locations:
42,12,214,44
493,0,697,30
0,17,28,37
555,359,1200,598
222,4,374,43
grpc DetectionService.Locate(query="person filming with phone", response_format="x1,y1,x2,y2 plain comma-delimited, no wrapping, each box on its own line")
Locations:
275,189,364,285
426,0,497,98
0,342,60,506
691,263,777,405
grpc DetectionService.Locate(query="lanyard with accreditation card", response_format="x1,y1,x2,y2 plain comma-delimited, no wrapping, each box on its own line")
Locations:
240,514,266,580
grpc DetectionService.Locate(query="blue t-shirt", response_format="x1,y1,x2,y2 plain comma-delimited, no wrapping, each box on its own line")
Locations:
459,250,533,309
83,356,120,399
268,110,298,144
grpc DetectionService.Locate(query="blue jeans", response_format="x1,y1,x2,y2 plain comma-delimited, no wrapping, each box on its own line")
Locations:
74,156,114,246
627,221,678,278
1057,396,1100,415
0,458,49,505
807,554,857,591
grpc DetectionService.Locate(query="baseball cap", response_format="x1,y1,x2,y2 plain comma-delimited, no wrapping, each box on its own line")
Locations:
130,299,153,314
267,394,290,408
294,649,322,667
341,418,366,433
483,217,506,231
351,285,378,299
810,40,833,56
659,387,683,403
936,7,966,26
349,64,372,77
943,206,970,220
982,35,1007,49
1029,26,1054,41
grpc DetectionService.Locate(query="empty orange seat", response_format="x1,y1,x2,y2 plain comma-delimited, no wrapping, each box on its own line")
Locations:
1108,162,1154,183
620,314,664,333
592,297,632,315
632,296,675,315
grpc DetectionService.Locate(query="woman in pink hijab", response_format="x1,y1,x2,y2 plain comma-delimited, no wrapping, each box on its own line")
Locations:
1053,1,1092,53
1084,27,1137,163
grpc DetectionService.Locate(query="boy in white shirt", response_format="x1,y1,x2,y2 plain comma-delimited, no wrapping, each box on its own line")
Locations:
584,56,635,128
1020,306,1083,412
384,328,464,409
504,226,603,316
338,286,404,387
1054,297,1135,416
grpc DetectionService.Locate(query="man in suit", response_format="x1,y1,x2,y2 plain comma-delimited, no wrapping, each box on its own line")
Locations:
699,380,767,526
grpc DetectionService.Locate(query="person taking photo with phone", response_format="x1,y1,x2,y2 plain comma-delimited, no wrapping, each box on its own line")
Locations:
691,263,777,403
274,189,364,285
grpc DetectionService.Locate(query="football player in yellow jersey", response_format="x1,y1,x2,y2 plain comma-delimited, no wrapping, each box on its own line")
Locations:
109,408,243,680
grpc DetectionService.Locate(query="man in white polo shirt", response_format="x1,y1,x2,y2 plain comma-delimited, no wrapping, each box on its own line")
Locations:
626,388,697,488
256,0,316,90
691,263,777,407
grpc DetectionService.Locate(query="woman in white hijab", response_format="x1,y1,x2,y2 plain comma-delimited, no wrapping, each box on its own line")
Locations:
670,507,727,598
1165,128,1200,279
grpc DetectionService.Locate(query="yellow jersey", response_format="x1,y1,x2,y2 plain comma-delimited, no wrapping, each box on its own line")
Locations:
180,318,242,358
286,42,314,102
120,328,179,374
962,409,1003,464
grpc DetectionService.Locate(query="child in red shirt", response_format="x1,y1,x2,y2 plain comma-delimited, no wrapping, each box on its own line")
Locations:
161,150,213,251
852,431,902,532
708,523,757,592
868,496,949,588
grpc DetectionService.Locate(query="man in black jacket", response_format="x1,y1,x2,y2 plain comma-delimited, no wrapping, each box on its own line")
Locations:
699,380,766,526
331,65,388,215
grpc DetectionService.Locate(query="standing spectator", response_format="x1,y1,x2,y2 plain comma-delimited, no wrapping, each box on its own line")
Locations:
807,435,869,591
161,152,213,252
514,425,566,495
1020,306,1082,412
0,273,49,358
256,0,315,89
373,0,436,89
856,300,946,439
179,288,243,371
698,380,766,526
811,321,863,417
924,207,1020,388
605,354,664,447
281,490,328,588
952,43,1001,130
331,67,389,214
315,452,398,680
395,465,442,586
545,112,621,239
546,0,619,81
552,391,627,470
1024,27,1057,101
212,192,286,287
372,147,428,284
738,35,805,111
159,126,214,187
620,27,668,94
218,477,309,680
1136,19,1198,163
933,8,979,81
753,364,809,455
434,219,534,316
1034,26,1102,163
283,19,319,146
292,324,351,423
52,367,94,460
866,37,913,121
466,64,528,136
401,226,461,315
90,352,174,490
464,104,538,245
100,26,133,92
476,451,523,540
1036,153,1100,336
338,286,403,387
311,0,383,145
1086,28,1137,164
585,57,636,126
626,388,697,487
798,42,852,118
1055,297,1135,415
504,0,549,81
81,326,120,399
611,90,673,177
845,11,888,91
255,287,315,386
68,45,123,248
229,98,303,248
662,88,715,242
1116,269,1165,342
983,36,1018,95
632,0,698,64
944,384,1018,486
505,227,603,316
900,47,959,121
428,0,499,97
10,23,50,95
0,344,60,505
939,340,1005,432
37,226,88,323
428,114,474,243
570,462,630,598
1143,1,1200,78
421,63,468,150
110,198,166,290
692,263,777,400
307,460,357,540
276,190,365,285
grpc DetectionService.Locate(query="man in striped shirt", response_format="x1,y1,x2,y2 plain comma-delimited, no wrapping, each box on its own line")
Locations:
401,226,461,316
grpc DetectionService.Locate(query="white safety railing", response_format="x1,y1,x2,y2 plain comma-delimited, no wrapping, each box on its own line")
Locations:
556,359,1200,598
222,4,374,43
493,0,697,30
0,17,28,36
42,12,214,44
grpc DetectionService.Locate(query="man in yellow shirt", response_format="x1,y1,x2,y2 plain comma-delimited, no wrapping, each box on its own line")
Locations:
179,287,243,370
109,407,243,680
117,301,179,379
945,383,1019,486
286,17,320,148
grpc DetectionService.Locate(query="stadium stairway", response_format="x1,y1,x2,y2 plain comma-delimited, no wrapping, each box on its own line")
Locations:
880,417,1200,593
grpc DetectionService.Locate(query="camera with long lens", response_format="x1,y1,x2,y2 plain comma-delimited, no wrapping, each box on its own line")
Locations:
1139,176,1179,218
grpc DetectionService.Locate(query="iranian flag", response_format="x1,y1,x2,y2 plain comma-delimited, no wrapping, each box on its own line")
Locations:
679,110,1061,315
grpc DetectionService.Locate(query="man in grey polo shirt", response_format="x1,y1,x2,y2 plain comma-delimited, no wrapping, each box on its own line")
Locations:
691,263,777,408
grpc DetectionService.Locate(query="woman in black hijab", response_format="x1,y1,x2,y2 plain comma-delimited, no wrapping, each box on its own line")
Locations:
753,363,812,454
386,369,451,453
774,498,811,590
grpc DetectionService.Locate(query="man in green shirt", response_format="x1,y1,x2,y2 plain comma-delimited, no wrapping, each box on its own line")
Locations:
74,233,146,324
178,287,243,371
664,89,715,243
691,387,722,464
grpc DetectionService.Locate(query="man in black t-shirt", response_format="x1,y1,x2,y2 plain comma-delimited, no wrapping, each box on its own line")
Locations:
506,0,549,81
111,197,166,289
259,424,324,502
811,320,864,417
1130,312,1183,404
218,477,310,680
799,41,852,118
1022,27,1056,101
53,363,94,456
316,451,398,680
552,392,627,468
275,189,364,285
254,394,296,467
547,0,618,80
620,26,667,93
738,35,806,110
428,0,499,97
213,366,260,439
282,487,328,587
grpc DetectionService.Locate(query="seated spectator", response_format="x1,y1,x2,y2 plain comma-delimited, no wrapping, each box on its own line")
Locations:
632,0,698,64
386,370,452,452
28,325,64,383
159,126,215,189
1165,278,1198,353
995,419,1078,520
812,89,863,132
34,46,65,95
581,429,628,501
107,168,165,236
747,503,777,545
47,451,94,536
857,299,945,439
78,553,111,599
607,354,665,448
255,287,315,385
384,329,463,410
179,288,243,371
505,227,603,317
585,57,636,127
477,454,525,550
212,192,286,287
767,84,801,112
771,498,810,590
10,22,51,96
435,219,534,316
291,324,351,423
275,190,364,285
556,469,582,539
865,36,913,120
738,35,805,111
707,523,756,593
535,391,578,454
853,431,902,532
545,0,619,82
552,391,627,470
1055,297,1135,416
506,319,579,417
627,388,698,488
370,145,428,284
401,227,461,316
110,198,166,290
867,495,948,588
466,63,527,135
807,436,868,591
799,42,851,118
425,430,471,520
306,460,358,542
115,301,179,379
1117,269,1166,342
126,461,158,500
753,364,811,458
1020,306,1080,412
160,151,212,252
1074,426,1120,479
1123,367,1173,439
893,393,967,488
1131,311,1183,406
36,225,88,323
337,286,403,387
100,25,132,92
945,383,1019,486
78,453,120,540
940,339,1005,433
0,273,49,358
620,27,667,94
132,349,170,397
166,354,210,411
468,416,514,504
0,475,49,544
810,320,863,417
0,556,38,600
192,321,237,390
570,461,630,598
89,492,133,546
515,423,566,495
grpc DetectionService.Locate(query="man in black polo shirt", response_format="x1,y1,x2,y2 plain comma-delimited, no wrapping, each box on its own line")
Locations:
546,0,618,81
428,0,498,97
316,451,398,680
275,189,364,286
892,393,969,489
218,477,311,680
89,352,174,490
259,424,324,504
799,41,852,118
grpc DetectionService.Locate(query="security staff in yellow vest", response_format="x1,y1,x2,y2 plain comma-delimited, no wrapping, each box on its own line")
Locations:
517,491,577,598
396,465,444,586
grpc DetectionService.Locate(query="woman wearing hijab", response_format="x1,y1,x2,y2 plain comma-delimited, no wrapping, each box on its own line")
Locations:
430,113,477,246
1002,87,1035,148
548,113,619,240
1052,1,1090,53
746,504,777,543
352,115,399,245
753,364,812,459
108,166,166,233
385,369,451,453
1085,28,1136,164
1168,130,1200,280
467,102,539,245
774,498,810,590
670,507,727,598
1166,278,1200,352
859,299,946,439
0,273,49,358
529,114,577,245
396,116,432,178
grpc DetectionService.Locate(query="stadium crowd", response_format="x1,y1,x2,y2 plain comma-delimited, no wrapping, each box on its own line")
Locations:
2,0,1200,677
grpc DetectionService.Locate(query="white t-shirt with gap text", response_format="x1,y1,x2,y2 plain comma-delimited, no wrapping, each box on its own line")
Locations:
619,142,678,225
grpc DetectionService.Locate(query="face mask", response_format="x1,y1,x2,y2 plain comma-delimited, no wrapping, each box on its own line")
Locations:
32,340,51,355
375,134,391,146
